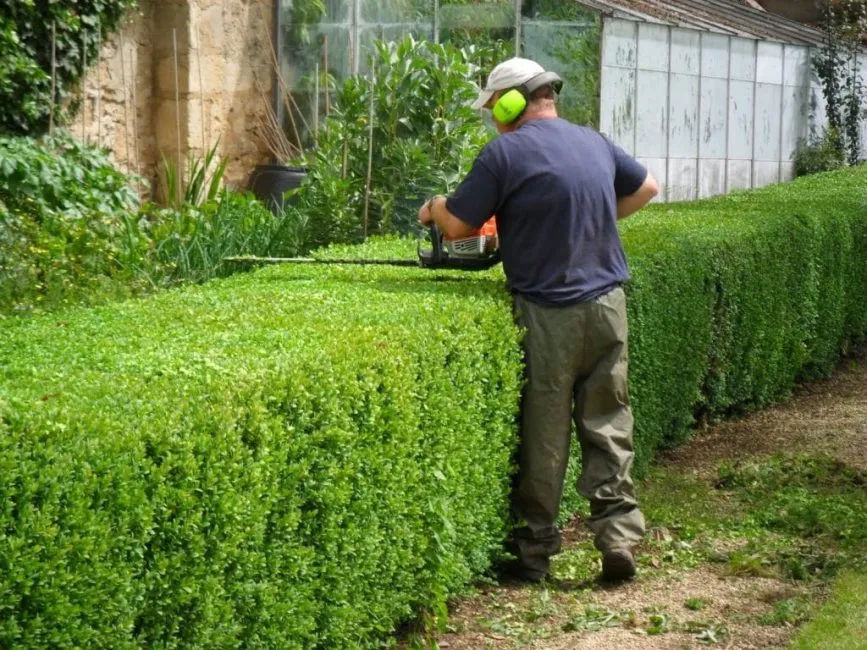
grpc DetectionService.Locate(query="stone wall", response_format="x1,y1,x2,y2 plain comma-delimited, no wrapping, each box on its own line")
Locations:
81,0,275,194
79,2,156,185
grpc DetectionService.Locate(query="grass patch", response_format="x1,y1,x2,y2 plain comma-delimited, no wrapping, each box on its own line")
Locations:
790,569,867,649
685,597,708,611
717,454,867,580
759,597,812,626
639,467,741,540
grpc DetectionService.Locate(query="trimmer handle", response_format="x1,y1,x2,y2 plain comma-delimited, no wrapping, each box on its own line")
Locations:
417,223,446,268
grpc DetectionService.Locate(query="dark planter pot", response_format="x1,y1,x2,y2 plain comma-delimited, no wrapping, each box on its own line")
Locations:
248,164,307,215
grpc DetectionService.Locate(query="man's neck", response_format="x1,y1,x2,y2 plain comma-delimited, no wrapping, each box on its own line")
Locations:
516,109,558,128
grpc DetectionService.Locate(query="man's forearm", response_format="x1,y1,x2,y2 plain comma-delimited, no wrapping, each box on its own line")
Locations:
428,196,475,239
617,194,649,220
618,174,660,220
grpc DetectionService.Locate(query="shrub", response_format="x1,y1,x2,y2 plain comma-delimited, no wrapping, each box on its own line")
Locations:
618,166,867,468
0,168,865,647
0,131,144,314
0,132,300,314
134,190,306,285
282,36,491,252
793,128,846,177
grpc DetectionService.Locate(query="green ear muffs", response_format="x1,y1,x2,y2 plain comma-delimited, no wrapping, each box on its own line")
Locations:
492,89,529,124
490,71,564,125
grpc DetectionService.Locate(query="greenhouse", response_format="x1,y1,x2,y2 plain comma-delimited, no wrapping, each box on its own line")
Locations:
278,0,867,202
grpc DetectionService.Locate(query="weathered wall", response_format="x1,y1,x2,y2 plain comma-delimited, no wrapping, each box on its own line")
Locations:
598,16,855,203
81,0,274,194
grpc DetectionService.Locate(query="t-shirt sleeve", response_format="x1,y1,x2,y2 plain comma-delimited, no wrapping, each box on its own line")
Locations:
606,138,648,198
445,147,501,229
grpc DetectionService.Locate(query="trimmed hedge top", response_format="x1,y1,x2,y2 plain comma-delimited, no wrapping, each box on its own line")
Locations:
0,263,524,648
1,167,866,648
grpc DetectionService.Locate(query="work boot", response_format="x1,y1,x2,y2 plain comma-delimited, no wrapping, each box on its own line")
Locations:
601,547,637,582
499,559,548,584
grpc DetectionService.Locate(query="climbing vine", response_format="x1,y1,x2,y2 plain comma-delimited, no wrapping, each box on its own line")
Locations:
813,0,867,165
0,0,137,135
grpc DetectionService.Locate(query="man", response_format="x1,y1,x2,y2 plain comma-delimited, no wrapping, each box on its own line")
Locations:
418,57,659,583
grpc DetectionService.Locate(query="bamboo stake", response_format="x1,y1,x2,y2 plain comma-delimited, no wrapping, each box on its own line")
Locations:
120,33,131,176
266,26,303,153
50,22,56,137
313,63,320,148
96,20,102,148
173,28,182,204
196,23,206,154
362,70,375,240
341,140,348,180
514,0,521,56
81,29,87,143
323,35,330,118
130,36,141,181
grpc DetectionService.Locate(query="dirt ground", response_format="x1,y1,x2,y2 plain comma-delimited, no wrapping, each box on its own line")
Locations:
427,348,867,650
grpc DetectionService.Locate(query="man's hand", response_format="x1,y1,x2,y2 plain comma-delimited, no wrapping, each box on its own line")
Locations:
418,198,435,226
418,196,477,239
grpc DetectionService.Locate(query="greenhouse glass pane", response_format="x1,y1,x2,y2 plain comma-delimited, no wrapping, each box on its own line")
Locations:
361,0,431,23
281,0,353,88
283,0,351,23
279,0,353,152
522,17,601,127
521,0,596,22
439,0,516,77
358,0,434,73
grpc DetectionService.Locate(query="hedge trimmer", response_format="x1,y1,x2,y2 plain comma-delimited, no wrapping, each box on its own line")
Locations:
224,218,500,271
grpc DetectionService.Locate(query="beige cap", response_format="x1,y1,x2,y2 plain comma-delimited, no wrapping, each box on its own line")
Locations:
471,57,547,109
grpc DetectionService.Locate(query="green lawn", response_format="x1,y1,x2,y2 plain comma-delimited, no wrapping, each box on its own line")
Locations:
791,570,867,649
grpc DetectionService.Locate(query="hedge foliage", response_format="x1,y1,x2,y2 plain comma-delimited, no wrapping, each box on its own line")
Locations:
0,264,524,648
1,167,866,647
620,166,867,467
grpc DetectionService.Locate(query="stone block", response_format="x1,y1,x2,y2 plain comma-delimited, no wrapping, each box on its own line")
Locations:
155,54,192,96
188,54,226,95
195,3,227,56
155,100,189,154
152,5,192,54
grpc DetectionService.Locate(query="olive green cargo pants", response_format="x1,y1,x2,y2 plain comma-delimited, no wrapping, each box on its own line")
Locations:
507,287,645,576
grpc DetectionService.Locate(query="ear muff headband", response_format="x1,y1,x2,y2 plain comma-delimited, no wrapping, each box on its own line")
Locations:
491,71,564,125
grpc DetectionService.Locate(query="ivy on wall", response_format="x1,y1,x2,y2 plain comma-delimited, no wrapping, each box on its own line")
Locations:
0,0,137,135
813,0,867,165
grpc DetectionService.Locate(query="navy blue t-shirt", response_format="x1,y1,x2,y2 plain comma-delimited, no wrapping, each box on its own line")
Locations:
446,118,647,305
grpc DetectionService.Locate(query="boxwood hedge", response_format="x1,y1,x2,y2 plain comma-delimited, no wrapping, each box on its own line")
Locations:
1,167,865,647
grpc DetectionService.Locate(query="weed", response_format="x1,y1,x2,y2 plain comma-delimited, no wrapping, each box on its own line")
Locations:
561,605,621,633
725,549,777,578
685,621,728,645
717,454,867,580
524,588,558,623
759,598,812,626
685,597,707,611
646,613,670,635
640,469,739,540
